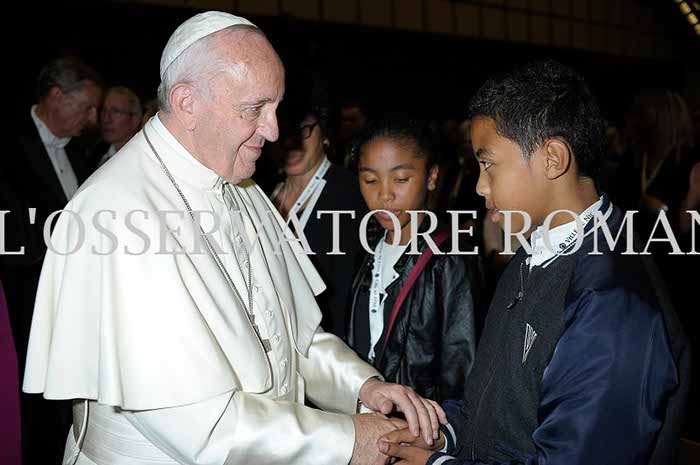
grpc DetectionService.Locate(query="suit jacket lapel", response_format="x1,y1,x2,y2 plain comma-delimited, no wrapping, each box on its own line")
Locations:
19,120,68,207
66,141,92,184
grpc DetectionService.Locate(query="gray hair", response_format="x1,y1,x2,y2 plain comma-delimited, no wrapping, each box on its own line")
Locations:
106,86,143,117
37,57,103,100
157,24,261,113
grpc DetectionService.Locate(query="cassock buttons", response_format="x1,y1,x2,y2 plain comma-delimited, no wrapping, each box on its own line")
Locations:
274,333,281,344
281,359,288,369
253,285,260,293
280,384,288,395
266,308,274,319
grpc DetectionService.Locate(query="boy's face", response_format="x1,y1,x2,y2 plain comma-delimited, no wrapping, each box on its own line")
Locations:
472,117,548,235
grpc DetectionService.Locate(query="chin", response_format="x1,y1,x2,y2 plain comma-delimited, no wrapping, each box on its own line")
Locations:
234,164,256,183
284,165,306,177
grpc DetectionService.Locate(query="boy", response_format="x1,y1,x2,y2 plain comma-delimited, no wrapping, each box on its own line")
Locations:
379,61,690,465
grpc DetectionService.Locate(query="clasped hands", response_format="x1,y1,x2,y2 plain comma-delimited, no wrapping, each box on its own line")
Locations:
350,377,447,465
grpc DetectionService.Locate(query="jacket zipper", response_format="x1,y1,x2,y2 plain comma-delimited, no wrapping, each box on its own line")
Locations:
470,360,500,459
470,260,527,459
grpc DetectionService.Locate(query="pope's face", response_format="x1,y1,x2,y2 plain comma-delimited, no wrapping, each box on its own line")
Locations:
192,33,284,184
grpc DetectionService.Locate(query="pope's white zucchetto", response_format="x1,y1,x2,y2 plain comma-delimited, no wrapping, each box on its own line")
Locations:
160,11,257,79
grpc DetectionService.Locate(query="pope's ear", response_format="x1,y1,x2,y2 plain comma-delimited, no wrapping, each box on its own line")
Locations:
169,83,197,130
543,138,572,180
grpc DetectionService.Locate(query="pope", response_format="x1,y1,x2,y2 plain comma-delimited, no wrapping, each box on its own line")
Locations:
22,11,444,465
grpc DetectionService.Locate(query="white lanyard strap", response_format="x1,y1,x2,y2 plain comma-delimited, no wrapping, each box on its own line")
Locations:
298,179,327,229
540,202,614,269
288,157,331,220
368,237,387,361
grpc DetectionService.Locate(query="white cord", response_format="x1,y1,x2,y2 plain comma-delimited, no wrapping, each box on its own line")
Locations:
66,400,89,465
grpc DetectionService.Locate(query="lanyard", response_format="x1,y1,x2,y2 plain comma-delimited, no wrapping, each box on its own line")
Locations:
539,202,613,269
143,128,273,353
368,237,387,362
288,157,331,228
369,233,408,361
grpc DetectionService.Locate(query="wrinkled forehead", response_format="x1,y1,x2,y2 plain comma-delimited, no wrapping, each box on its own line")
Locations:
213,33,284,92
217,29,282,71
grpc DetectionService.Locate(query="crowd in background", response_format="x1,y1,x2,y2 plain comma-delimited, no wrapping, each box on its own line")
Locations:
1,54,699,465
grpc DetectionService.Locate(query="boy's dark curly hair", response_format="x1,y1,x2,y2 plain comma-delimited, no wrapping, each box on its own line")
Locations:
468,60,606,181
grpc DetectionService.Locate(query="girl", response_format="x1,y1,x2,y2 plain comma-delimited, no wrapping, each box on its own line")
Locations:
347,117,481,403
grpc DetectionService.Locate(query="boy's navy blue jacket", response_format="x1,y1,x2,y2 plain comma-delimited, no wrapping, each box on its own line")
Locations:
430,195,690,465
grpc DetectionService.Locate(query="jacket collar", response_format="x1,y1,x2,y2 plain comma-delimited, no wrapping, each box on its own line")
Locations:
535,192,615,269
146,114,223,191
531,195,606,270
362,216,443,286
30,105,71,149
19,107,68,205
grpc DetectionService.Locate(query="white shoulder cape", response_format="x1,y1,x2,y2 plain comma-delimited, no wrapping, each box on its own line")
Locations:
23,125,325,410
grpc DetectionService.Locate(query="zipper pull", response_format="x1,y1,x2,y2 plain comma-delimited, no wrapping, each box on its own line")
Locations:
507,290,523,309
507,261,526,309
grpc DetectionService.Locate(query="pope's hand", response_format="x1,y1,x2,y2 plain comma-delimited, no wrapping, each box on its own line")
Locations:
358,377,447,447
349,413,401,465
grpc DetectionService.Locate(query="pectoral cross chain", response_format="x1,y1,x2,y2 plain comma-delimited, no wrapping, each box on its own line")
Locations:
250,314,273,352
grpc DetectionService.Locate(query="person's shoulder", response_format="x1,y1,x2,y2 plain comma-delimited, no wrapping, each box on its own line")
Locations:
569,203,649,284
327,163,358,181
71,135,158,212
326,164,362,192
570,243,654,296
566,250,664,329
322,163,366,210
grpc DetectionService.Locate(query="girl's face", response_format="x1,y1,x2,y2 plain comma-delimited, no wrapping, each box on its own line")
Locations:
358,136,438,234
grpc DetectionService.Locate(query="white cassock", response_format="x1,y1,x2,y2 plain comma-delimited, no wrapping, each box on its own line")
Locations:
23,114,380,465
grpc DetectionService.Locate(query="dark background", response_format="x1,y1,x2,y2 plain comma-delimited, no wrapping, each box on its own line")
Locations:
7,1,700,128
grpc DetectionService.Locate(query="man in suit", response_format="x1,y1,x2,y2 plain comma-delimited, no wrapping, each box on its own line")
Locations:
0,56,102,465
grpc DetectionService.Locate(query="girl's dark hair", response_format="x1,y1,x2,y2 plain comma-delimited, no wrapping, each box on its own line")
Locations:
352,115,441,167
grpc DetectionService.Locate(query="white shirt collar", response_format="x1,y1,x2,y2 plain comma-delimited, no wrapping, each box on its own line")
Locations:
529,197,604,270
147,113,222,190
30,105,71,149
105,144,117,158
